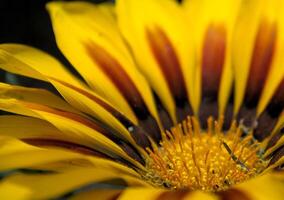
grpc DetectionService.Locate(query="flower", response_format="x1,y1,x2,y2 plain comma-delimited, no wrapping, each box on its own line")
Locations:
0,0,284,199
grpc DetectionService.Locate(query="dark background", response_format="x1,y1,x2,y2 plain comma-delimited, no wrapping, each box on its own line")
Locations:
0,0,110,83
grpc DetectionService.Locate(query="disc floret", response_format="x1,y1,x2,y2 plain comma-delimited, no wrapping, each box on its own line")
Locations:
143,117,267,191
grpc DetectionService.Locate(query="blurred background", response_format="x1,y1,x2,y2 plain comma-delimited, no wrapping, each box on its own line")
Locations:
0,0,110,83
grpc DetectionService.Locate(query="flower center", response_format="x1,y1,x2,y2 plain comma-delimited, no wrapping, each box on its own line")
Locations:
142,116,267,191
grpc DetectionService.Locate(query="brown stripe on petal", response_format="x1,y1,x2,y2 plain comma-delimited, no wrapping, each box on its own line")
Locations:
266,128,284,151
153,92,174,131
199,24,227,128
49,77,152,148
265,79,284,117
218,189,252,200
48,77,133,125
22,138,109,158
23,102,145,164
158,107,173,131
267,145,284,167
238,20,277,137
245,20,277,107
23,102,114,136
118,140,145,165
85,42,161,142
146,26,192,122
22,138,140,169
62,189,122,200
85,42,147,117
251,56,282,141
156,190,189,200
109,192,122,200
202,23,226,98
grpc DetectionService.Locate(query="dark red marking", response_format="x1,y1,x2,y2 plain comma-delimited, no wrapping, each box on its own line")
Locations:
156,190,189,200
218,188,252,200
237,20,277,140
49,77,152,148
146,26,189,107
245,20,277,106
202,23,226,98
23,102,111,135
267,145,284,167
85,42,161,142
85,42,149,118
22,138,144,167
268,79,284,115
22,138,108,158
23,102,145,164
198,24,227,128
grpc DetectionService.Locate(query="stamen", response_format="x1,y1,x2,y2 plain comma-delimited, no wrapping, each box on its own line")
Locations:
141,116,267,191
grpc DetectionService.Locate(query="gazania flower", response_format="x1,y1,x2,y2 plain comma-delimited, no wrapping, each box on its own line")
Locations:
0,0,284,199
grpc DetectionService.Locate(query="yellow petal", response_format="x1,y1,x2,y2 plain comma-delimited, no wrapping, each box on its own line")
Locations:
47,1,160,124
183,0,241,116
85,155,141,177
48,78,137,144
265,134,284,158
262,111,284,152
2,167,146,200
0,138,145,199
257,1,284,115
117,0,195,121
0,137,99,175
270,170,284,181
0,82,79,114
0,182,31,200
28,105,142,169
232,0,281,114
0,137,32,156
0,115,105,151
232,173,284,200
0,44,134,143
0,100,142,168
267,158,284,173
0,44,83,87
117,188,215,200
0,137,83,171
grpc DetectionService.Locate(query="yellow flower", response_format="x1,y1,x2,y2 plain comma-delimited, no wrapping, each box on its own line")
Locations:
0,0,284,199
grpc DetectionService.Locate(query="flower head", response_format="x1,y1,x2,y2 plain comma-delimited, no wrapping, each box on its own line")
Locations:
0,0,284,199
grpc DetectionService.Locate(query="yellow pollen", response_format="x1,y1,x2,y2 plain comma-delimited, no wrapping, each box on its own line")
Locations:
142,116,267,191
